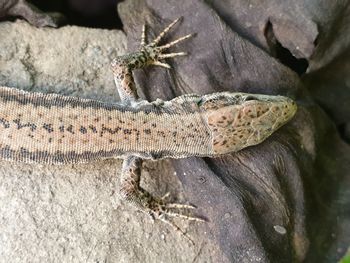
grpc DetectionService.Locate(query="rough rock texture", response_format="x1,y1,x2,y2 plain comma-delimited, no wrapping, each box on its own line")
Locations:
0,21,216,262
0,0,58,27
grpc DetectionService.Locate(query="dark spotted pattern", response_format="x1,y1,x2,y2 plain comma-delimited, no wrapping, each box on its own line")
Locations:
0,118,10,128
66,125,74,134
0,86,213,164
43,123,54,133
13,119,37,131
204,93,297,154
0,87,296,164
79,126,87,134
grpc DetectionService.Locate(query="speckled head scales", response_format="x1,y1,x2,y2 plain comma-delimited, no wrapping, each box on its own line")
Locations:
200,92,297,154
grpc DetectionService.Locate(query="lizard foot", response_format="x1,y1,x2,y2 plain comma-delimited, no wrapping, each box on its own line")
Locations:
121,185,205,244
139,17,193,69
110,18,192,101
141,190,206,245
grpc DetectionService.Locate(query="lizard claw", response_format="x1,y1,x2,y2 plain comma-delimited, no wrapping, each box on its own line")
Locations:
148,17,182,47
145,192,204,222
149,61,172,69
139,18,193,69
119,156,204,244
137,190,205,244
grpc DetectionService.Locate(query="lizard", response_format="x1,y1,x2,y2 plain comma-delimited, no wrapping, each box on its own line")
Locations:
0,18,297,241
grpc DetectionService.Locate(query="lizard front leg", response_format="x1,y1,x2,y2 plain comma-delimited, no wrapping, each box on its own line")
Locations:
111,17,191,103
111,18,203,243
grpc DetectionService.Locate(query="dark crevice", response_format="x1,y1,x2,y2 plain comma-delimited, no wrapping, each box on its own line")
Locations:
264,20,308,76
28,0,122,29
338,123,350,144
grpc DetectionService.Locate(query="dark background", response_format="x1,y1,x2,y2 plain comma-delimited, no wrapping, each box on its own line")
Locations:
30,0,122,29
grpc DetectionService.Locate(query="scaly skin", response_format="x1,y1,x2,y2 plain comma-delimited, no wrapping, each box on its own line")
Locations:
0,87,296,164
0,18,297,243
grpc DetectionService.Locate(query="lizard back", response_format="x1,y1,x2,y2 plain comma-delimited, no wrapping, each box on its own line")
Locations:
0,87,212,164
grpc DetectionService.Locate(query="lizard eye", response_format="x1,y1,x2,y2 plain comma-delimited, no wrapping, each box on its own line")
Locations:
243,95,257,101
197,98,204,106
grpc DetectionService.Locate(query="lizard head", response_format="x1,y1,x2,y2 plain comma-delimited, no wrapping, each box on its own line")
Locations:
199,92,297,155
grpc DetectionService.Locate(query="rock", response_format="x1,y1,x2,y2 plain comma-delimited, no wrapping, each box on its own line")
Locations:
0,0,58,27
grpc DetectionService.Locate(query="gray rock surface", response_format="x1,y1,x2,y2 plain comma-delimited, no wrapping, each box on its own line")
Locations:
0,21,215,263
0,0,58,27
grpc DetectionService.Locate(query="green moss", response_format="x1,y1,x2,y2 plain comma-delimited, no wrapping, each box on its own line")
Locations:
339,249,350,263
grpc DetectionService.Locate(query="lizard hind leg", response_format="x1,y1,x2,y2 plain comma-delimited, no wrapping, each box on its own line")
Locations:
119,156,205,244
